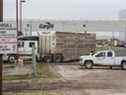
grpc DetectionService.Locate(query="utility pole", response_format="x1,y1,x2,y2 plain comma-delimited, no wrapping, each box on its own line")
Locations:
0,0,3,21
0,0,3,94
16,0,19,64
20,0,23,34
20,0,26,35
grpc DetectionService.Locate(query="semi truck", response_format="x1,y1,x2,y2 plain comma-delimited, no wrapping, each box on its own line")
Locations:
3,30,96,63
39,31,96,63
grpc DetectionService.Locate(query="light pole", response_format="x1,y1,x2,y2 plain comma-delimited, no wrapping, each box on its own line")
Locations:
111,29,116,47
16,0,19,36
82,24,87,33
20,0,26,35
0,1,3,94
27,23,32,36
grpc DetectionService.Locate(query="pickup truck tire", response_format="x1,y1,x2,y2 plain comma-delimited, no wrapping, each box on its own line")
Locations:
121,61,126,70
85,61,93,69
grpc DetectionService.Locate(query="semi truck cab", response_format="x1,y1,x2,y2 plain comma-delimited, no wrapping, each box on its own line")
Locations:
18,36,39,61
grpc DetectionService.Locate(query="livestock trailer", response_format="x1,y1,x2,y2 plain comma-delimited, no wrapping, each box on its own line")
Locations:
39,31,96,62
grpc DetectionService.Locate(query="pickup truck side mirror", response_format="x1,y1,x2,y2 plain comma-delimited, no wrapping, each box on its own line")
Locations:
90,52,94,56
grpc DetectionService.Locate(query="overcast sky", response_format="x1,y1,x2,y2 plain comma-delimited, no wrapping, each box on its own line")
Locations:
3,0,126,20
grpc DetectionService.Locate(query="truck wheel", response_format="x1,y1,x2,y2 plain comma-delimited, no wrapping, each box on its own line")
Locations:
43,56,52,63
8,56,16,63
46,58,52,63
121,61,126,70
85,61,93,69
55,55,63,63
55,58,61,63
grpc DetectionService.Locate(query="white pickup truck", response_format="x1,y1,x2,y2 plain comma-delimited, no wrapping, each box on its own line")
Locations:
80,50,126,69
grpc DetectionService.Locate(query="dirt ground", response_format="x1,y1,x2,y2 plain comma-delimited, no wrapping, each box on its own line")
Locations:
3,64,32,76
3,64,126,95
54,65,126,95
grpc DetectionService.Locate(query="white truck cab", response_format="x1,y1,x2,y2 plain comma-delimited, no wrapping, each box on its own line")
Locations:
18,36,39,61
80,50,126,69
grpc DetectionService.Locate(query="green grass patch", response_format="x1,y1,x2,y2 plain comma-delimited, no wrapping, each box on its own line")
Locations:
3,91,63,95
3,64,59,81
3,64,16,68
36,64,58,78
3,74,32,80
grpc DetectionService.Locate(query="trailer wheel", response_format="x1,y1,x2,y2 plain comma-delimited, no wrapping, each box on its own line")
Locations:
43,56,52,63
85,61,93,69
121,61,126,70
55,57,61,63
54,55,63,63
8,55,16,63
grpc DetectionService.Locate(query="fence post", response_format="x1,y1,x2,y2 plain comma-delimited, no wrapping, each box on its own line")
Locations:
0,54,2,95
32,44,37,78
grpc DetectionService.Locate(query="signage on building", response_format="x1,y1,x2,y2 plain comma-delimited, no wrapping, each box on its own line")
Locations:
38,22,54,29
0,22,17,54
0,43,17,54
0,23,17,37
0,37,17,43
0,37,17,54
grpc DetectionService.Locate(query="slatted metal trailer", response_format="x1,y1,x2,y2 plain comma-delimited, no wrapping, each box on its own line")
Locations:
39,31,96,63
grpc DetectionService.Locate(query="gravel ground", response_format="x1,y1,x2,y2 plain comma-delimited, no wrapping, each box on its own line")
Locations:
3,64,126,95
55,65,126,95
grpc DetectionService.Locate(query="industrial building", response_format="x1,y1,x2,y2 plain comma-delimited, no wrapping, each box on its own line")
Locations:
119,9,126,20
118,9,126,42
